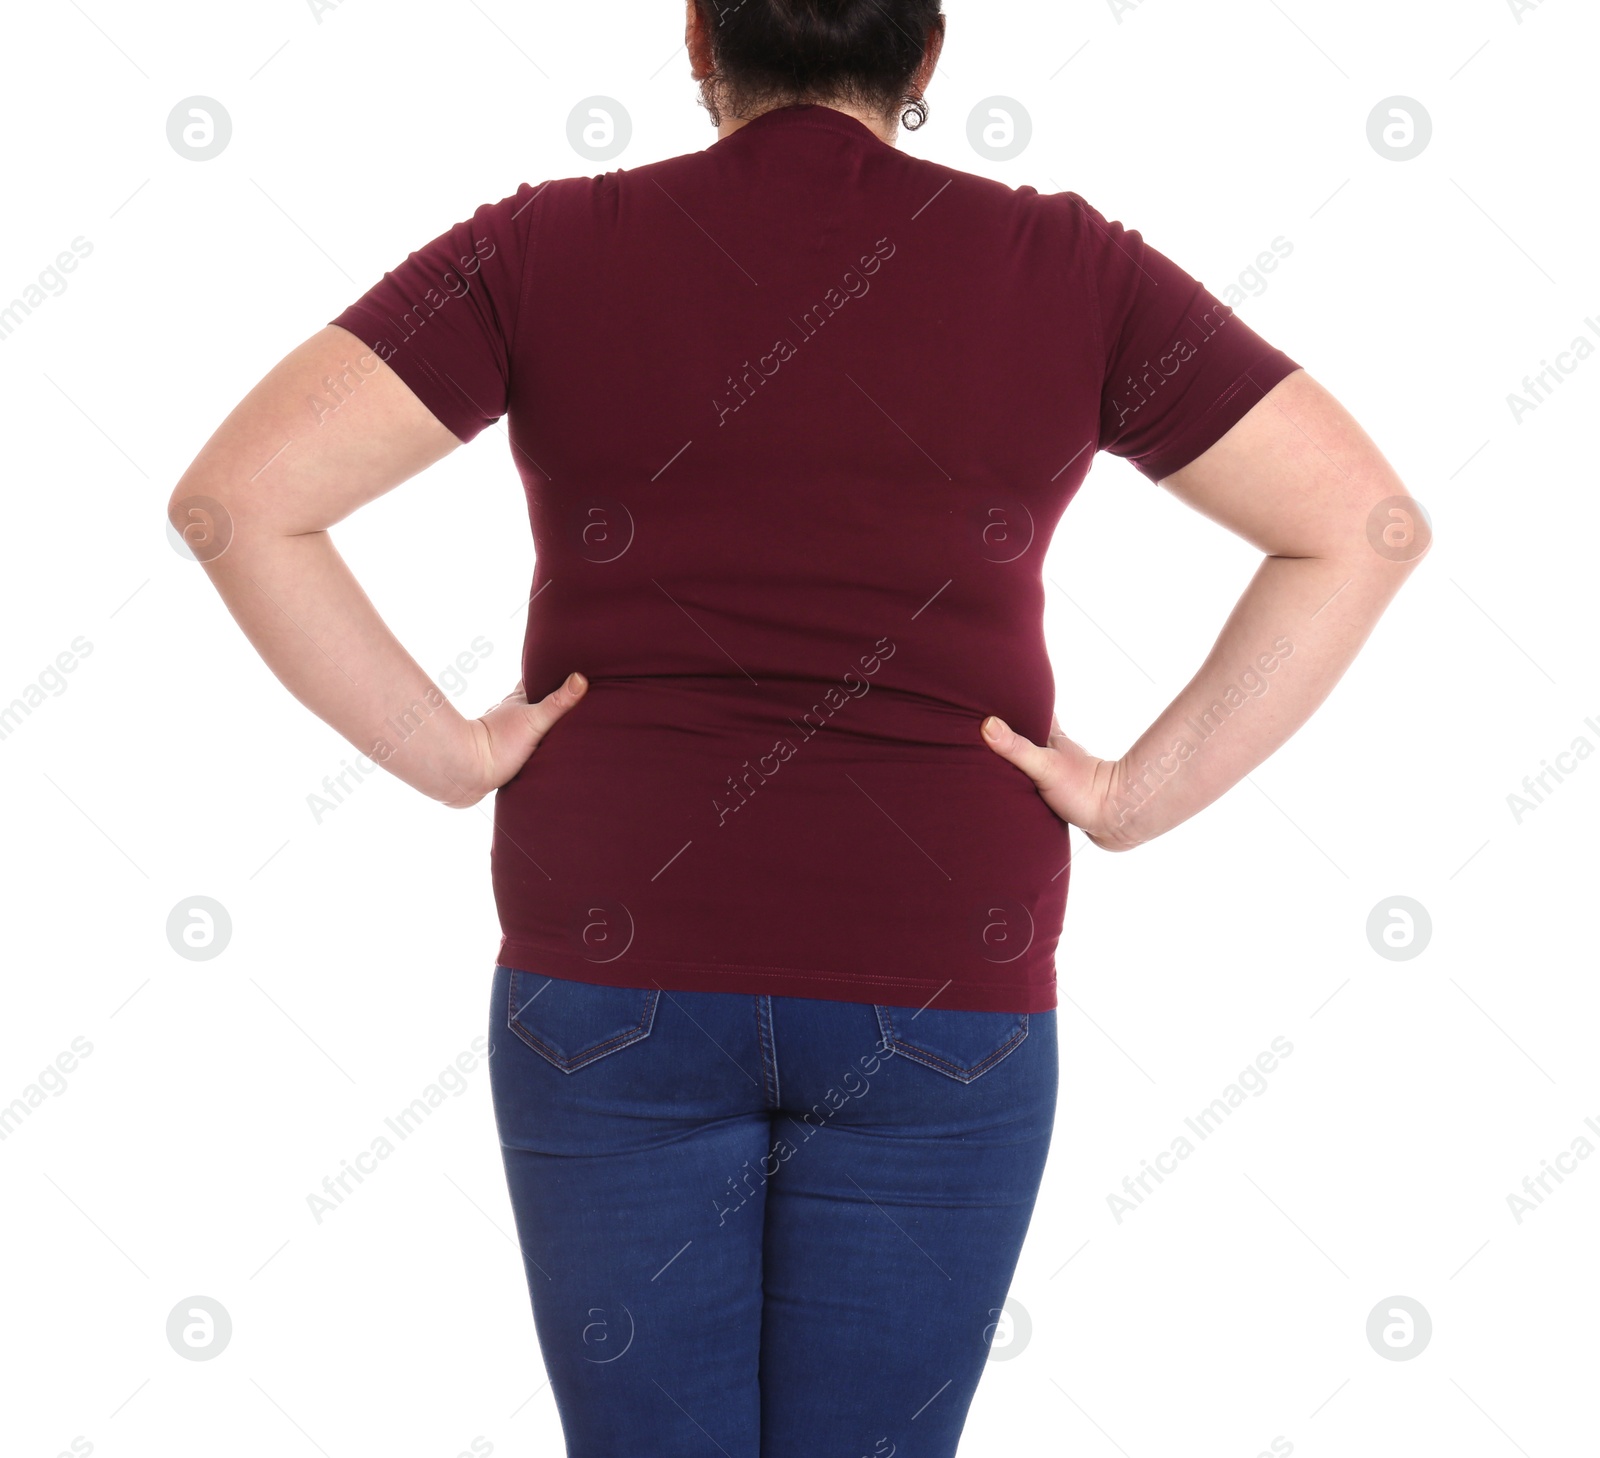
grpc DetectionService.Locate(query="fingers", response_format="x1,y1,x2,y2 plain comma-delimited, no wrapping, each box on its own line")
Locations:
522,671,588,741
980,715,1059,789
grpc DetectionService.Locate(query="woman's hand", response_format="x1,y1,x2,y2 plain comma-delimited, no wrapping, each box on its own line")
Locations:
980,713,1138,852
442,672,590,809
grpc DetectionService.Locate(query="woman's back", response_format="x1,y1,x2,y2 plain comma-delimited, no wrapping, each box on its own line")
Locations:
332,101,1297,1011
168,5,1426,1449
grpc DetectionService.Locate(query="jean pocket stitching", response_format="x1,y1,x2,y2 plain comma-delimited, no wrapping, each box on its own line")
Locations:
506,974,659,1075
875,1006,1029,1084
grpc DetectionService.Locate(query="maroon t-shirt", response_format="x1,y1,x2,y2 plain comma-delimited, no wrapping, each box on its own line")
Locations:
329,103,1299,1013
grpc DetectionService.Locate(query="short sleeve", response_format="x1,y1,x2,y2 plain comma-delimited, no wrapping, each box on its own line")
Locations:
1070,193,1302,483
328,182,544,443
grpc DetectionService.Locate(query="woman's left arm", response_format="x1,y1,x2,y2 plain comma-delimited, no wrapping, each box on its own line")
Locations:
981,369,1431,849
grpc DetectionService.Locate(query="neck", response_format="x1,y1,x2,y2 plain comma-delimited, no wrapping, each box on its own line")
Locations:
717,99,897,146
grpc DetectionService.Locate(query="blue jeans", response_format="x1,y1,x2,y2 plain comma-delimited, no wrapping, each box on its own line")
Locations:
487,965,1058,1457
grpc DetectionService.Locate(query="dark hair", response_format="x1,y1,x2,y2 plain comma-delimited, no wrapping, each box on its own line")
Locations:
693,0,944,131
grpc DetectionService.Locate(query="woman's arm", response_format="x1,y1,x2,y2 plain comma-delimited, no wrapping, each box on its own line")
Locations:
166,324,586,809
981,369,1430,849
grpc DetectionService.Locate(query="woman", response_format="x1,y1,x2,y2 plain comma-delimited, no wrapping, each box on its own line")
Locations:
170,1,1426,1453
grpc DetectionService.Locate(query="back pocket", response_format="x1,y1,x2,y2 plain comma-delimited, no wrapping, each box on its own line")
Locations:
874,1004,1029,1084
506,969,659,1074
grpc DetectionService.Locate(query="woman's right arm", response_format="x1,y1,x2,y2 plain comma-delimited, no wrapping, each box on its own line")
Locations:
166,323,586,809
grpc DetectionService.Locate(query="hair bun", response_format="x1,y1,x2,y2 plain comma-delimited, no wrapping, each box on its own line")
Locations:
694,0,943,129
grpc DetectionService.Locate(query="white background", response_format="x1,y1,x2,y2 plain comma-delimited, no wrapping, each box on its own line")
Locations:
1,1,1595,1455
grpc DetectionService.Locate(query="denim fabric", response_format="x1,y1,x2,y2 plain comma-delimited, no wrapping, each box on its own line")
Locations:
488,964,1058,1457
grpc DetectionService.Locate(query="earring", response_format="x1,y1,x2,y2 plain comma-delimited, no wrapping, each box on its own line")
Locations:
900,94,929,131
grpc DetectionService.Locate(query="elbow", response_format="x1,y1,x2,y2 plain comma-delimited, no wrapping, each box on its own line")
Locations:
166,482,238,565
1331,491,1433,616
1314,486,1433,577
1367,490,1434,576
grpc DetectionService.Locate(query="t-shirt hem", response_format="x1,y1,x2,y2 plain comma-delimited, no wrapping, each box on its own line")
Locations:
1135,351,1303,483
495,937,1058,1014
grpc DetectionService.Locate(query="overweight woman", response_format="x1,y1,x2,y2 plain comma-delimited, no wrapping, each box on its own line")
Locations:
170,2,1426,1453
